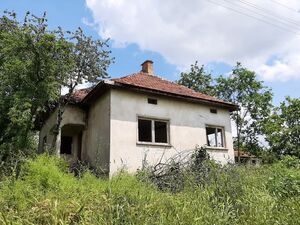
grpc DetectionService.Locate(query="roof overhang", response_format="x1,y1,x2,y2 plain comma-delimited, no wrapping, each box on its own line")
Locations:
83,80,238,112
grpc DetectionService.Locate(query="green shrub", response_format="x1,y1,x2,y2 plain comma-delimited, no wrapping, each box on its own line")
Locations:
0,153,300,224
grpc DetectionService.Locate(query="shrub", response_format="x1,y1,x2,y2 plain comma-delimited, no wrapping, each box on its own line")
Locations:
0,152,300,224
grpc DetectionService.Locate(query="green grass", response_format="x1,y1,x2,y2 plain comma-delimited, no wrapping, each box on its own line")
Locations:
0,154,299,225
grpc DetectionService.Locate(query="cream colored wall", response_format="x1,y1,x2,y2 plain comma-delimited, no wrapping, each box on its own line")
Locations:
109,89,234,175
61,105,86,127
83,91,111,174
38,105,86,161
38,109,58,153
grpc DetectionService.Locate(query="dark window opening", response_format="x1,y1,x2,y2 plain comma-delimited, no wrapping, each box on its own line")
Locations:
155,121,168,143
148,98,157,105
210,109,217,114
138,117,169,144
206,126,224,147
60,136,72,154
138,119,152,142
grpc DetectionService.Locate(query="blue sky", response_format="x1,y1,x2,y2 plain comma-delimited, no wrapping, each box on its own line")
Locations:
1,0,299,106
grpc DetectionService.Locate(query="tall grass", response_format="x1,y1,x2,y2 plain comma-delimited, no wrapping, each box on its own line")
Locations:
0,154,299,224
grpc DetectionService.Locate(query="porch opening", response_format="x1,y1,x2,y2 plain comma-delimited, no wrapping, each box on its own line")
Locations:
60,136,72,154
60,124,85,160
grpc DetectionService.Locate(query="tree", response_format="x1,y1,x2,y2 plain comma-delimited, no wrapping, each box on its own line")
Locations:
215,63,273,157
50,27,112,149
0,11,72,151
0,11,112,158
264,97,300,158
177,61,215,96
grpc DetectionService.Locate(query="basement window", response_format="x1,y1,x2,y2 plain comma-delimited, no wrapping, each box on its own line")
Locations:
138,118,169,144
60,136,72,154
148,98,157,105
206,126,224,147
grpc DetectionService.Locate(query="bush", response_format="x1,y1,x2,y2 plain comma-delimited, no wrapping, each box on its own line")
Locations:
0,153,300,224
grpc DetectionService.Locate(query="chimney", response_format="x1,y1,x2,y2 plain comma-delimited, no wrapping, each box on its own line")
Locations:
141,60,154,74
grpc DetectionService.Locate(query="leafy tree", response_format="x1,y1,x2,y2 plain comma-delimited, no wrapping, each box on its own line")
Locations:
0,11,72,151
51,27,112,148
177,61,214,96
0,11,112,162
264,97,300,157
215,63,273,157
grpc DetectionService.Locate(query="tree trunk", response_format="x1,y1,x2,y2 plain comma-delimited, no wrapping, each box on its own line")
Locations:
50,100,63,154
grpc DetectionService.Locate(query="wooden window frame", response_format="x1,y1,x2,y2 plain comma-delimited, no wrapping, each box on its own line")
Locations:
137,116,170,146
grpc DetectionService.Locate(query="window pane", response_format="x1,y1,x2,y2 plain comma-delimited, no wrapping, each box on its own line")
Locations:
138,119,152,142
206,127,216,147
155,121,168,143
217,128,224,147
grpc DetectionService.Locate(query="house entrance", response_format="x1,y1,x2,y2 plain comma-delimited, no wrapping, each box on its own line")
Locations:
60,136,72,155
60,124,84,161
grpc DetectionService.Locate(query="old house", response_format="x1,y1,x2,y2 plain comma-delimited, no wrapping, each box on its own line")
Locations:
38,60,237,176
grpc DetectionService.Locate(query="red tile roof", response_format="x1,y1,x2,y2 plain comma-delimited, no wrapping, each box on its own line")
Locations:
67,88,91,103
112,72,235,107
72,72,236,110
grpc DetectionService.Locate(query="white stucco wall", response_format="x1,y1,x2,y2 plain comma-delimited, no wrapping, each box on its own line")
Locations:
38,105,86,161
38,109,58,153
83,91,111,174
109,89,234,175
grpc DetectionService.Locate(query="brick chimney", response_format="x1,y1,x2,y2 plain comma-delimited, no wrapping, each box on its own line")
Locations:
141,60,154,74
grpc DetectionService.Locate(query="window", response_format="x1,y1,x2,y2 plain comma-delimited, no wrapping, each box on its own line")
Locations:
148,98,157,105
138,118,169,144
210,108,217,114
155,121,168,143
60,136,72,154
206,126,224,147
138,119,152,142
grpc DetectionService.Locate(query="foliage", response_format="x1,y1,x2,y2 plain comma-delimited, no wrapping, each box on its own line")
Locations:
177,61,215,96
266,156,300,199
215,63,273,155
263,97,300,157
0,11,71,150
0,11,112,168
178,62,273,155
0,154,299,224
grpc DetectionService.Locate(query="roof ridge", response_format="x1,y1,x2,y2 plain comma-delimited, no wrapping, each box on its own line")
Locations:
113,71,227,102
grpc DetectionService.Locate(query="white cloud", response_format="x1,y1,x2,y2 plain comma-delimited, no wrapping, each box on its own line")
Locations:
85,0,300,81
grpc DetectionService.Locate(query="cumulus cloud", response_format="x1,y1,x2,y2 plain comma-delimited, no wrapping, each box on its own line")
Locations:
85,0,300,81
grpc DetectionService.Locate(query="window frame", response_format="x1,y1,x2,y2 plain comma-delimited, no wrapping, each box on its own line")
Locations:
137,116,170,146
205,125,226,148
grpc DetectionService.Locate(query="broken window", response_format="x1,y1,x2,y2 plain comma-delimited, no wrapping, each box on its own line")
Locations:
60,136,72,154
206,126,224,147
155,121,168,143
138,119,152,142
138,118,169,144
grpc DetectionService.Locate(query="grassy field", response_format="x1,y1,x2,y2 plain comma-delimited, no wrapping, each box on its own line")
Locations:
0,154,299,225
